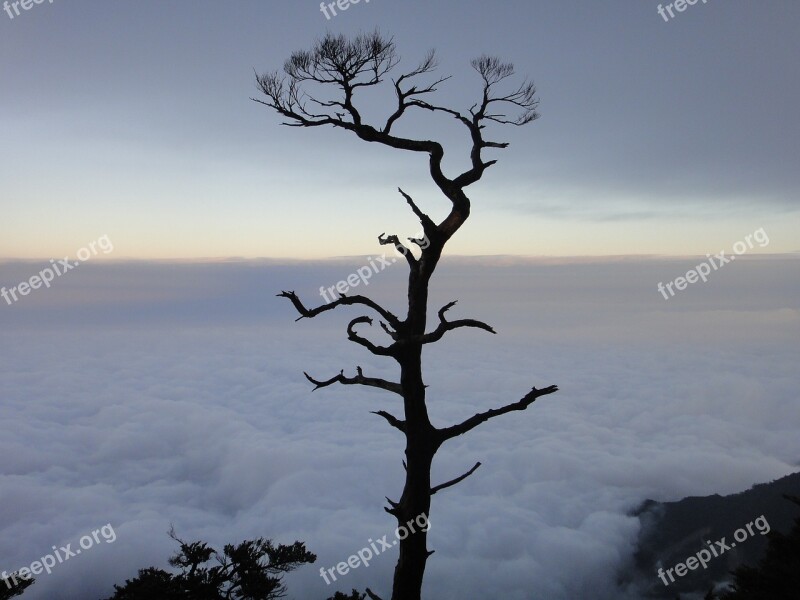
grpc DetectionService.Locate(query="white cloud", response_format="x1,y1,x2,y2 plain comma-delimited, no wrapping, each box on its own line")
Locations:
0,257,798,599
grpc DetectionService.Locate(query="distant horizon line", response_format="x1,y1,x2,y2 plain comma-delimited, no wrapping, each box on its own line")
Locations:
1,252,798,265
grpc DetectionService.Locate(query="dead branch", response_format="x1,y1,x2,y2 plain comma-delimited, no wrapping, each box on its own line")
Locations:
419,300,496,344
431,461,482,495
303,367,402,396
277,290,401,330
438,385,559,442
347,316,396,356
372,410,406,433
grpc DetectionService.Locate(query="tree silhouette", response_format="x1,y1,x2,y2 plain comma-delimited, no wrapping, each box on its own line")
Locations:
327,591,366,600
0,574,33,600
103,529,316,600
712,495,800,599
255,31,556,600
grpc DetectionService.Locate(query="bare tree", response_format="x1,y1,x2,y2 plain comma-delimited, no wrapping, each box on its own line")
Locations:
254,31,557,600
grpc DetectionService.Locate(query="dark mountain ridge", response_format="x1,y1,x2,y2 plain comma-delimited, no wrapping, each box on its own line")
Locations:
625,470,800,598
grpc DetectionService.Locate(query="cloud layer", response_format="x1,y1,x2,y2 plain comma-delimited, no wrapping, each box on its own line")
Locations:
0,256,798,599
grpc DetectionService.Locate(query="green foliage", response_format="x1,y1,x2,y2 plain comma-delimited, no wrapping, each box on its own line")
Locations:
104,530,316,600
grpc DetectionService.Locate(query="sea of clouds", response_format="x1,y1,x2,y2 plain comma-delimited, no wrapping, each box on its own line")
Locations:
1,255,798,599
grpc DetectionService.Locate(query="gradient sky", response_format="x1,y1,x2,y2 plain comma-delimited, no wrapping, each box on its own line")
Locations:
2,4,799,598
1,0,799,259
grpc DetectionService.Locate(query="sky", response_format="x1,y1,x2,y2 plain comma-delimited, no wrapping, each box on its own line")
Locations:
1,2,799,600
1,0,799,259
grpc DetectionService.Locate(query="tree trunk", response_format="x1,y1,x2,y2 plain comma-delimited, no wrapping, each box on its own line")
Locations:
390,437,433,599
391,347,437,600
389,253,442,600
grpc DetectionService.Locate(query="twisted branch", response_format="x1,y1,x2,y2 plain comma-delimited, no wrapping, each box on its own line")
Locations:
277,290,401,329
438,385,558,442
303,367,402,396
347,316,396,356
420,300,496,344
378,232,416,268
